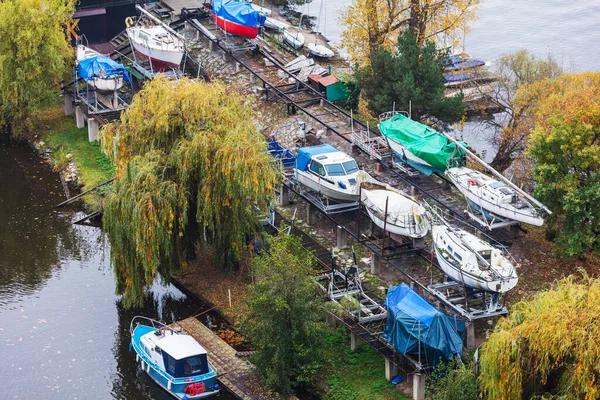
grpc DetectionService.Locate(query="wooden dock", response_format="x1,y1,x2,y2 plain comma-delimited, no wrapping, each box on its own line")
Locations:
176,318,280,400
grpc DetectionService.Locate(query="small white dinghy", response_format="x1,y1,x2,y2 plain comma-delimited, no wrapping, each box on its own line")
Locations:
359,173,428,239
432,224,518,293
283,29,305,49
307,43,334,58
446,166,545,226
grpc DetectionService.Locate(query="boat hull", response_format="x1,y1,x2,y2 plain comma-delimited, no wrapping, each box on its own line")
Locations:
433,246,518,293
307,43,334,58
446,169,544,226
364,206,427,239
127,31,183,71
212,13,259,38
295,170,358,202
386,137,437,175
87,76,124,92
283,31,305,49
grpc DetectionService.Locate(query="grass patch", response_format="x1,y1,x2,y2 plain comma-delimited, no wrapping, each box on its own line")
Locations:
40,108,115,211
320,327,408,400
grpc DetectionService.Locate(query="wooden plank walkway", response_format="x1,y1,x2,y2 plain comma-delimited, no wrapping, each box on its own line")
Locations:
176,318,280,400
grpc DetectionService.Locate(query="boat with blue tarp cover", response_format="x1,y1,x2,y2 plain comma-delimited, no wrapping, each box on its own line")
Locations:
211,0,266,39
130,316,220,399
76,45,130,92
268,137,296,167
383,283,464,367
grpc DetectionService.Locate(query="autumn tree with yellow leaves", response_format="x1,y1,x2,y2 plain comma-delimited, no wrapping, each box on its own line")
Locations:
339,0,481,65
101,77,278,307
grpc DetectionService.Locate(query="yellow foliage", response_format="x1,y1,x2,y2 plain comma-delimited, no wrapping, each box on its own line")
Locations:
339,0,480,66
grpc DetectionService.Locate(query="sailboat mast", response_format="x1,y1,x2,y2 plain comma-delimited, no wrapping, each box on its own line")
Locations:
441,132,551,215
135,4,185,42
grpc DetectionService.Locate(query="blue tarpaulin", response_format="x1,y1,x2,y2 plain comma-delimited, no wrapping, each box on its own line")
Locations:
212,0,266,28
383,284,464,367
295,144,337,171
78,55,131,84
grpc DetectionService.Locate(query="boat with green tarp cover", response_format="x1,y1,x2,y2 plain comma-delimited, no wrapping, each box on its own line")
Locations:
378,113,467,175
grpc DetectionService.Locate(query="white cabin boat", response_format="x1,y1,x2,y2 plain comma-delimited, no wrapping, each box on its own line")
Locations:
76,45,125,92
432,225,518,293
359,173,428,238
307,43,334,58
130,317,219,399
294,144,360,202
283,29,305,49
126,24,185,71
446,166,544,226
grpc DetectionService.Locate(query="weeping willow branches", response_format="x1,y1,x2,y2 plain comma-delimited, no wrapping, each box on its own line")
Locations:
101,76,278,307
480,273,600,399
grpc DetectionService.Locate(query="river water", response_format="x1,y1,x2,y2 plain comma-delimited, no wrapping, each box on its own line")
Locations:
0,141,234,399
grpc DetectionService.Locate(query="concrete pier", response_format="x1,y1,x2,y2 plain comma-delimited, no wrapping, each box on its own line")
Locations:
75,106,86,129
87,118,99,142
63,94,73,116
412,373,426,400
466,321,476,348
371,253,381,274
279,184,290,206
306,203,315,225
385,358,398,380
350,332,362,350
336,225,347,249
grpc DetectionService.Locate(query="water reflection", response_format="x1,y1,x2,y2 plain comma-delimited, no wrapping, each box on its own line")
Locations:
0,142,233,400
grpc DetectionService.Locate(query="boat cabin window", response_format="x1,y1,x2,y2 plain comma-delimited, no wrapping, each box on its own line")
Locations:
309,160,326,176
184,355,206,375
326,163,345,176
454,253,462,262
479,250,492,262
342,160,359,174
162,352,209,378
447,245,453,253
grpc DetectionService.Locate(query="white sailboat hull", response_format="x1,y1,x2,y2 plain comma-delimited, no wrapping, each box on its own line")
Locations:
283,30,305,49
433,246,518,293
264,17,288,30
89,76,124,92
361,188,428,239
307,43,334,58
446,168,544,226
295,170,359,202
127,27,184,70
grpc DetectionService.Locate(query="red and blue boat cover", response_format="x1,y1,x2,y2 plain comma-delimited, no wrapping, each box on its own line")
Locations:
212,0,266,39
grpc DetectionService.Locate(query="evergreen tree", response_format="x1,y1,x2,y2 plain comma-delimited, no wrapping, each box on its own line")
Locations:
356,31,464,125
241,234,324,395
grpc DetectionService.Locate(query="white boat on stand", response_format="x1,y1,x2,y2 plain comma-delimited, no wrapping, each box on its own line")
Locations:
359,172,428,239
432,224,519,293
126,6,185,72
307,43,334,58
76,45,127,92
264,17,289,31
283,29,305,50
294,144,360,202
446,167,545,226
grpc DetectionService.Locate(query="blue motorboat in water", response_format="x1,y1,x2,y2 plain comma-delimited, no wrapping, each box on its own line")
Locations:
130,316,220,399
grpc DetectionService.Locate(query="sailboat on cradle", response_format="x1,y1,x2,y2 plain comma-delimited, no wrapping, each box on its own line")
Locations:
307,0,334,58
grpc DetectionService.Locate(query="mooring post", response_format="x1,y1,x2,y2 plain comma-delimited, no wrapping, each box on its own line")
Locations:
249,73,257,84
279,184,290,206
385,358,398,380
336,225,347,249
87,118,99,142
63,94,73,116
75,106,86,129
371,253,381,274
466,321,476,348
235,62,241,73
412,373,426,400
350,332,362,350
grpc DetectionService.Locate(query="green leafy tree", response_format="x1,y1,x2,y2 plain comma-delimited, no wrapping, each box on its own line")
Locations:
480,274,600,400
101,77,278,307
241,234,324,395
525,72,600,257
0,0,75,137
427,359,481,400
356,31,464,125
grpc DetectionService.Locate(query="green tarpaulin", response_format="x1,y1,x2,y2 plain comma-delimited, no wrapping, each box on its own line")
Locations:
379,114,466,175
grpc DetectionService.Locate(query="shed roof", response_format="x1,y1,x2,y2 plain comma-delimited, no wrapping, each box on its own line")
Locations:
319,75,339,87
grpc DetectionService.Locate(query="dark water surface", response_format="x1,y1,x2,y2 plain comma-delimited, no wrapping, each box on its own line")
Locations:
0,141,234,399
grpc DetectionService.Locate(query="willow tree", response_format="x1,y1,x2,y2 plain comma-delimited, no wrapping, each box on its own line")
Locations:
101,76,278,307
339,0,481,65
480,274,600,399
0,0,75,137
